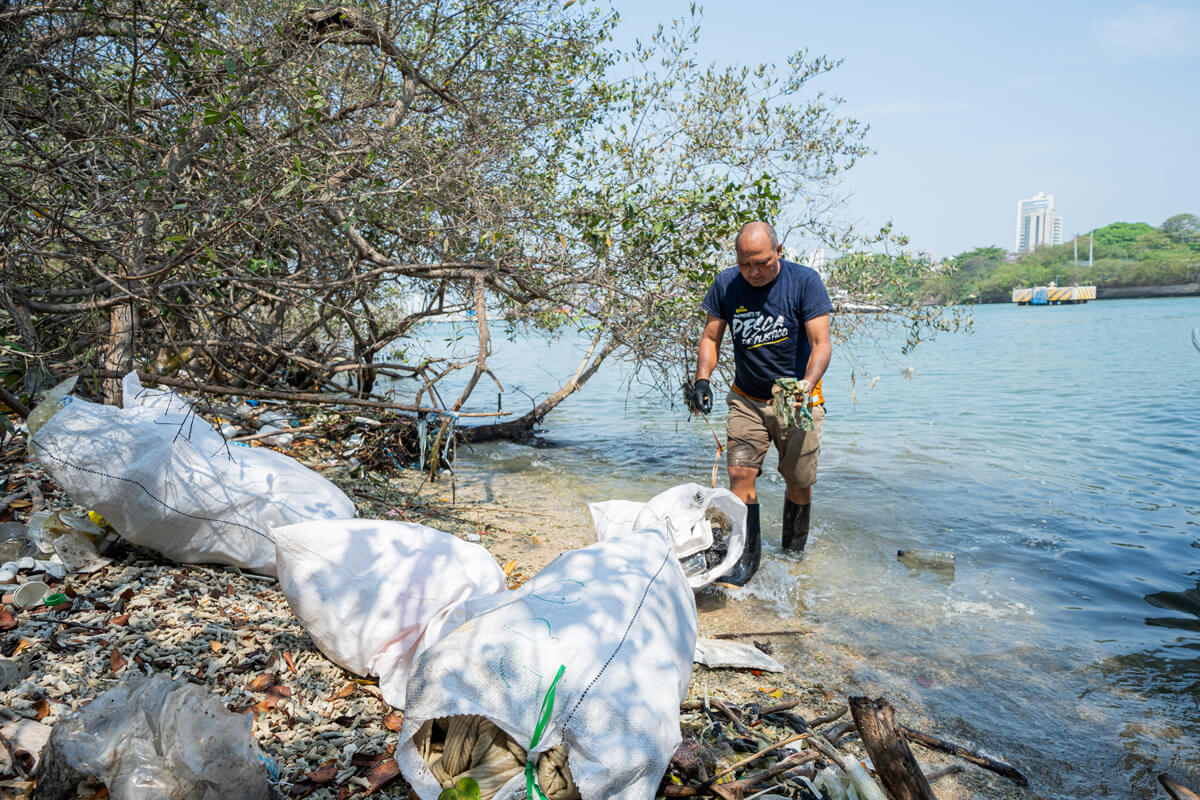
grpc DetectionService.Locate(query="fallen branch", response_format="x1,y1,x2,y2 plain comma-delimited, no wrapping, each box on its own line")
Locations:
1159,774,1200,800
822,719,856,745
810,707,847,727
901,724,1028,786
758,699,802,716
229,425,316,443
712,630,807,640
0,489,30,517
725,749,819,791
705,733,806,784
925,764,963,783
0,386,30,418
94,370,509,418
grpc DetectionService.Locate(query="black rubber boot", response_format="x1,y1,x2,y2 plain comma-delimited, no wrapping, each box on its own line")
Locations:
721,503,761,586
782,499,811,553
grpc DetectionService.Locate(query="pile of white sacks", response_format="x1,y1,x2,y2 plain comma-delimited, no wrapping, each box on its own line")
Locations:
28,373,755,800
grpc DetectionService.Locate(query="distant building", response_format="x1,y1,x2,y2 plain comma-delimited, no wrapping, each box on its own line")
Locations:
1015,191,1063,253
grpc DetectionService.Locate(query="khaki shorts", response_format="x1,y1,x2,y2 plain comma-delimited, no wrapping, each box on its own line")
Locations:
725,390,825,488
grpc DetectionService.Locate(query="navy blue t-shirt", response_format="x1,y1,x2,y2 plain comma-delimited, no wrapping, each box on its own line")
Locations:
701,260,833,400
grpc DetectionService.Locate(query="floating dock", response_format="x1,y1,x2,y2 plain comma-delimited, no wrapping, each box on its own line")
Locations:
1012,285,1096,305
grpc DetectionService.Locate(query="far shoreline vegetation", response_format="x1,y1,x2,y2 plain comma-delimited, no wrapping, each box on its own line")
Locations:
912,213,1200,305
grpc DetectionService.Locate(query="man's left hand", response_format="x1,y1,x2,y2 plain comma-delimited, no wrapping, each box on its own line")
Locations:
684,378,713,414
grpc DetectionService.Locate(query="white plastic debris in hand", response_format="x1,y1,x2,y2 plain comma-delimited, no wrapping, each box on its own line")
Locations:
588,483,747,589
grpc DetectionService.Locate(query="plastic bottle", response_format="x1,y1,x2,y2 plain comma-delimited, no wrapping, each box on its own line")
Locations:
0,522,30,563
897,548,956,569
25,376,78,436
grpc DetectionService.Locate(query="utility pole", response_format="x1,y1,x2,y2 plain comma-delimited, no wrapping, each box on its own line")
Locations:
1088,231,1093,268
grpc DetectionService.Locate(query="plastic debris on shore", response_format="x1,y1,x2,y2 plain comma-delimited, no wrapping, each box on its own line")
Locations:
34,673,271,800
896,548,956,571
693,637,785,672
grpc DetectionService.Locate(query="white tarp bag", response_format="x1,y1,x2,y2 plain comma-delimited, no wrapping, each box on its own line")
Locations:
28,373,356,576
395,523,698,800
273,518,508,705
589,483,746,589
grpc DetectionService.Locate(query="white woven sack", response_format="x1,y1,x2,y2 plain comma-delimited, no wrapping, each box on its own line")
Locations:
273,518,508,704
395,523,698,800
588,483,746,589
28,373,355,575
586,499,643,541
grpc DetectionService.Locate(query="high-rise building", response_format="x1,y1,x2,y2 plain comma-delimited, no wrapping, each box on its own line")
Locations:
1015,191,1063,253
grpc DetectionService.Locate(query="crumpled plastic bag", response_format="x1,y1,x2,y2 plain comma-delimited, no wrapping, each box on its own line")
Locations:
36,673,270,800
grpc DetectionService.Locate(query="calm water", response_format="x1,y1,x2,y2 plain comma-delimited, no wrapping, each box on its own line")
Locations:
401,297,1200,799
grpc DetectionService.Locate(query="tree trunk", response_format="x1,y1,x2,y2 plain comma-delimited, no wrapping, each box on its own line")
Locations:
461,329,620,444
102,299,137,406
460,412,539,443
849,696,938,800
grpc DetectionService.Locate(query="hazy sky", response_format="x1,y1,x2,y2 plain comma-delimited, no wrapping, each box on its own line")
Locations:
604,1,1200,257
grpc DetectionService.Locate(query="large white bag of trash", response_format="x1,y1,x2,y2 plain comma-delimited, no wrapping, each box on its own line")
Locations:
589,483,746,589
394,522,698,800
273,517,508,699
35,673,270,800
27,372,355,575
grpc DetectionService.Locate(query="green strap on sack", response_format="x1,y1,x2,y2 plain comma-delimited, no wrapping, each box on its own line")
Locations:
771,378,814,431
525,665,566,800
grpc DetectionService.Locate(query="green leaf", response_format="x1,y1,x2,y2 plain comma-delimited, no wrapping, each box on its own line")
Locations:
437,776,481,800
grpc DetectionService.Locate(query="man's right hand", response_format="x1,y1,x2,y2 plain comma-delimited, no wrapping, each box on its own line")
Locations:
684,378,713,414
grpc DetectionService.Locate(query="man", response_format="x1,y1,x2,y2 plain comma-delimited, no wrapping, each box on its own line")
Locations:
685,221,833,585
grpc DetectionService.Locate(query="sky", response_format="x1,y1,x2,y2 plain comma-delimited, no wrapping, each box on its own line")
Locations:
602,0,1200,258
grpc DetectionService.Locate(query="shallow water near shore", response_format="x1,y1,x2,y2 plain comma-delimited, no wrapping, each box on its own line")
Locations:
396,297,1200,799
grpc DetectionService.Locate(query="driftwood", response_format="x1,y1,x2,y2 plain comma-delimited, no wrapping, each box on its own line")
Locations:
667,693,1031,800
229,424,317,443
1160,774,1200,800
901,724,1028,786
849,696,938,800
712,630,807,640
924,764,963,783
822,719,857,745
0,385,30,418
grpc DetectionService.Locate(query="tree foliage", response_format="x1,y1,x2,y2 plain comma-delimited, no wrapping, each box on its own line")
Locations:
916,218,1200,304
2,0,611,407
1162,214,1200,246
1,1,963,446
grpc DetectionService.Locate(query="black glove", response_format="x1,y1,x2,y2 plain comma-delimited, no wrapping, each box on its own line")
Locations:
684,378,713,414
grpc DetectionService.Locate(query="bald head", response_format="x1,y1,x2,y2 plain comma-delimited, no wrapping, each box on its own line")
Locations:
734,221,783,287
735,221,779,252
